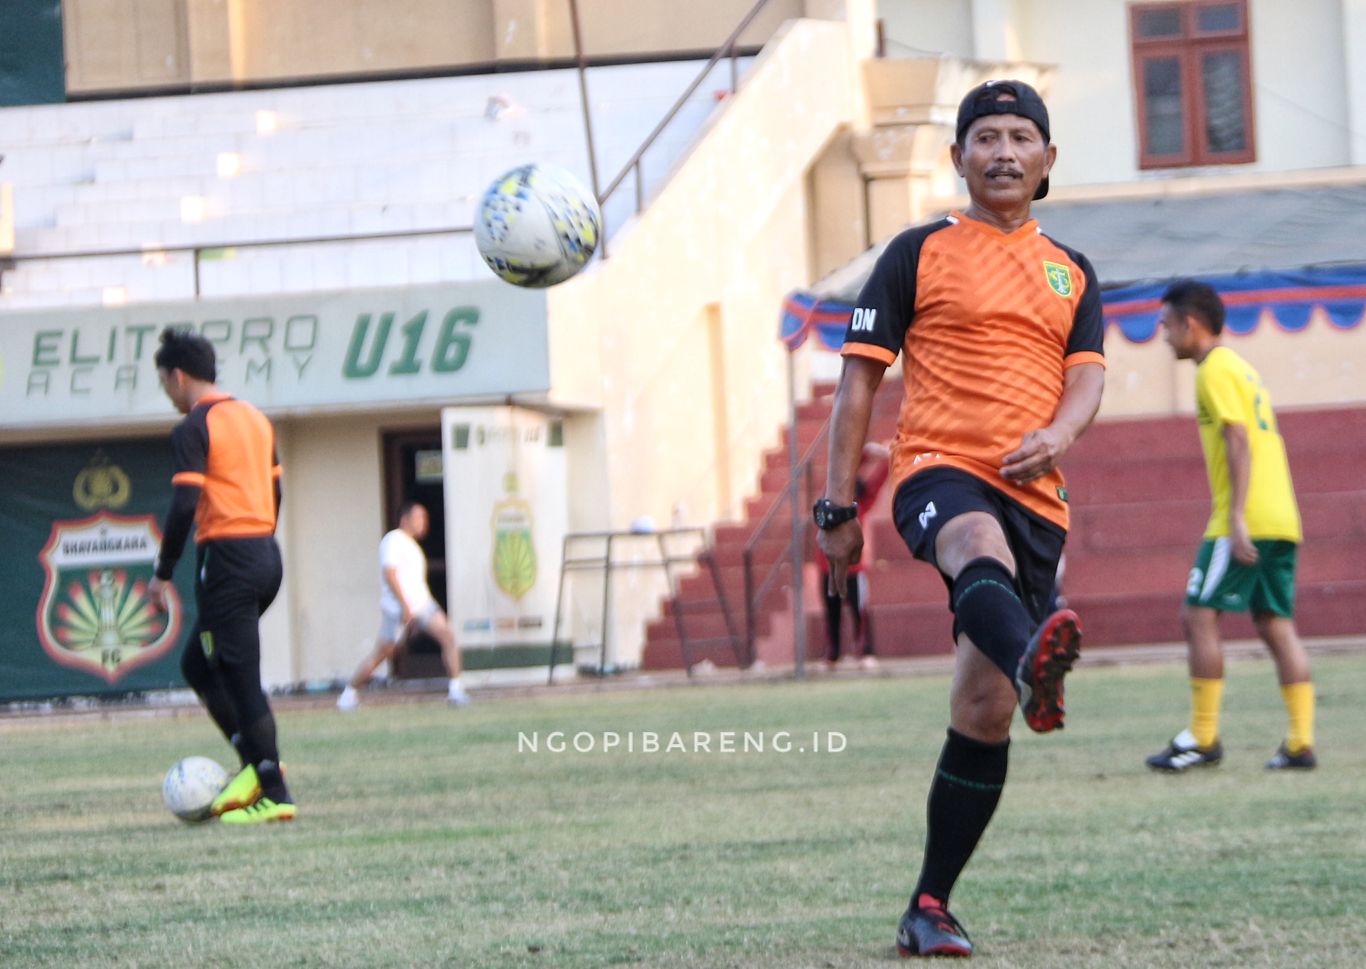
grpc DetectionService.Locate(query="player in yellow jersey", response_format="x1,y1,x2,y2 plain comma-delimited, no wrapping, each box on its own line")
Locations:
1146,280,1316,772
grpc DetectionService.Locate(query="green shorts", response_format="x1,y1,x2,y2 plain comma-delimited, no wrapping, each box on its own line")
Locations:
1184,538,1297,616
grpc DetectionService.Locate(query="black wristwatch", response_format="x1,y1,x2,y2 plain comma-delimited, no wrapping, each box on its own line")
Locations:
812,497,858,530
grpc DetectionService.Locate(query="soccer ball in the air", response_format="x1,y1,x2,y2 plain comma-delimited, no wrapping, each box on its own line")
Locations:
162,755,229,823
474,163,601,288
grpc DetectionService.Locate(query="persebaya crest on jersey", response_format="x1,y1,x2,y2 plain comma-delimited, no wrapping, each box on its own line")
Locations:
1043,261,1073,297
491,472,537,602
36,511,181,683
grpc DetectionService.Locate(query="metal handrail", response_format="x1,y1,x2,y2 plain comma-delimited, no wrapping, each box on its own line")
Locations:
596,0,771,215
0,224,474,298
3,3,774,287
740,412,830,658
546,526,742,683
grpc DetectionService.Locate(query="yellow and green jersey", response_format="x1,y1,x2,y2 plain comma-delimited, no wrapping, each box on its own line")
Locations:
1194,346,1301,542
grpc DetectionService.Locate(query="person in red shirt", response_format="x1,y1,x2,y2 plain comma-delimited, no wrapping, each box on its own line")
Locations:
815,80,1105,957
813,442,888,670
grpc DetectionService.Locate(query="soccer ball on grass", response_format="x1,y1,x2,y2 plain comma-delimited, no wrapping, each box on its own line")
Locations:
162,755,229,823
474,163,601,288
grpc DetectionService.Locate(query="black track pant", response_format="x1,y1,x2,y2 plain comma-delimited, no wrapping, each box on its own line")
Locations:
179,536,283,775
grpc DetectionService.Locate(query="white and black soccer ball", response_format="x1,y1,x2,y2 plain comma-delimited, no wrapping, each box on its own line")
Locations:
474,163,601,288
162,755,228,823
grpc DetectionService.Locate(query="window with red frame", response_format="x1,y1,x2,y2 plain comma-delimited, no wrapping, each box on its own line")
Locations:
1130,1,1254,168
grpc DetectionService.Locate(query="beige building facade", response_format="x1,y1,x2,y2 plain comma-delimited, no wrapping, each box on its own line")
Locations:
1,0,1363,698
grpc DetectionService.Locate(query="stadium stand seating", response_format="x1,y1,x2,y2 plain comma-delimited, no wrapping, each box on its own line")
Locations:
643,379,1366,669
0,58,746,308
9,43,1355,673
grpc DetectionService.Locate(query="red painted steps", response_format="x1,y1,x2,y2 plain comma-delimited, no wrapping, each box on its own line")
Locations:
641,378,901,670
642,396,1366,670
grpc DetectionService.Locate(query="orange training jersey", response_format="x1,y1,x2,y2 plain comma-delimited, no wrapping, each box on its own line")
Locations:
840,212,1106,530
169,392,281,541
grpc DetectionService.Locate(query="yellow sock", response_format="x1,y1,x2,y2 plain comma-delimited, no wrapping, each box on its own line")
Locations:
1280,682,1315,753
1189,677,1224,748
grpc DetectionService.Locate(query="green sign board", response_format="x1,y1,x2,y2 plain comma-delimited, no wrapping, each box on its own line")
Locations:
0,281,549,429
0,1,65,107
0,439,195,701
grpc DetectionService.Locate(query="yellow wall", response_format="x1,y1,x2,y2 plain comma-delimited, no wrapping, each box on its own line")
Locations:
62,0,807,95
273,411,403,682
43,0,1366,683
63,0,192,92
546,17,865,537
506,0,803,61
233,1,496,84
1102,313,1366,420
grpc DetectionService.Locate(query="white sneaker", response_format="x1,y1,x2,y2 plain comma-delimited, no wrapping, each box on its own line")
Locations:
336,688,359,711
447,689,471,707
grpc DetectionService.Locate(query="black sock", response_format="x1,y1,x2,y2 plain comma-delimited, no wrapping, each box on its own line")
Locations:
823,583,843,662
859,608,875,657
912,727,1010,905
229,733,249,769
257,759,292,804
236,708,288,801
950,557,1032,681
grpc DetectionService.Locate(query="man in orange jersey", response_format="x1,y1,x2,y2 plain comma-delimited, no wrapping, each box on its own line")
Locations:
147,328,296,825
816,80,1105,957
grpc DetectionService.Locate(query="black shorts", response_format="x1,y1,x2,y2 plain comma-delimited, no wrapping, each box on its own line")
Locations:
192,536,283,669
892,467,1065,624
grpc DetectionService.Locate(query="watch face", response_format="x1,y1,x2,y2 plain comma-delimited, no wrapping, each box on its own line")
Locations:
813,500,853,529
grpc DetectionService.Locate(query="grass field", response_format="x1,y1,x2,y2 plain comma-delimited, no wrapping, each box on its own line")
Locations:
4,651,1366,968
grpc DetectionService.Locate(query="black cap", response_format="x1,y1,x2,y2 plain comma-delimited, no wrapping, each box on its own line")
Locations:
955,79,1052,200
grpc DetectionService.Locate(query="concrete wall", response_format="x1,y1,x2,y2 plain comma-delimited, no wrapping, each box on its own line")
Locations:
1348,1,1366,165
1100,312,1366,420
275,406,619,684
539,12,879,665
272,412,389,683
60,0,807,95
547,18,866,537
0,58,736,307
876,0,1360,194
17,0,1363,683
0,8,879,681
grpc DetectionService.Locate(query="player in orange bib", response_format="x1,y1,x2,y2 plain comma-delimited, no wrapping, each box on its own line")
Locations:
147,328,295,825
816,80,1106,957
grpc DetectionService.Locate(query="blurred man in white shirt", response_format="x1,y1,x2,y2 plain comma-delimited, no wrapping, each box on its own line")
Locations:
338,501,470,709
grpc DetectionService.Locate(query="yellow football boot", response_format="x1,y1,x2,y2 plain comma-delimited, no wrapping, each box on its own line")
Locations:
219,797,297,825
210,764,261,816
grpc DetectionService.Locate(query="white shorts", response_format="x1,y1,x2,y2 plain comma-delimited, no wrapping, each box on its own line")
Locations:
378,600,440,643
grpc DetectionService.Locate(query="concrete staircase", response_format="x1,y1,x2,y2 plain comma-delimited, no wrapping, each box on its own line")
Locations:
642,383,1366,670
1063,405,1366,646
641,377,904,670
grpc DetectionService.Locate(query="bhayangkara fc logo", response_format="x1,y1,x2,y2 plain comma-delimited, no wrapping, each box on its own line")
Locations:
491,497,537,602
36,512,181,683
1043,261,1073,297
